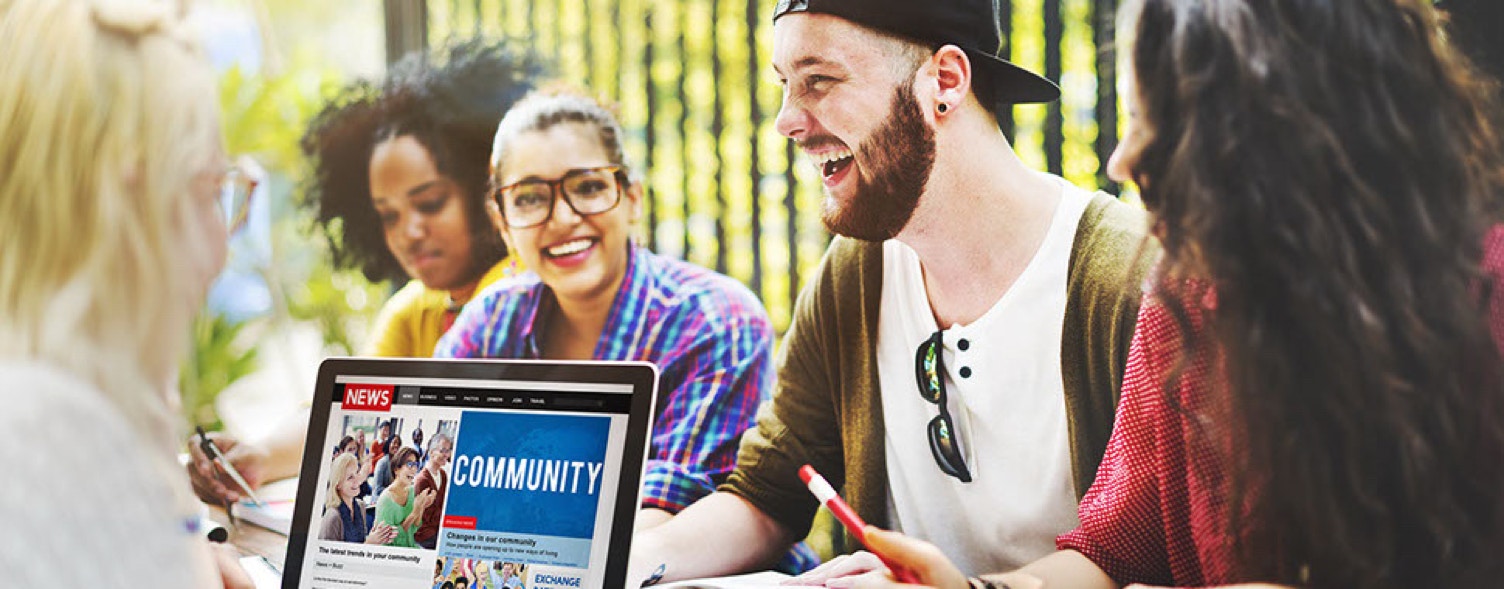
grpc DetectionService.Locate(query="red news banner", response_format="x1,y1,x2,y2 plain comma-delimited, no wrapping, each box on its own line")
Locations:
343,384,394,412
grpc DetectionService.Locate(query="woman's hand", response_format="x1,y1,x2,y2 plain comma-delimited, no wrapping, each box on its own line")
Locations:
403,488,438,529
187,432,267,504
782,527,968,589
366,522,397,545
414,488,437,512
358,451,375,480
838,527,969,589
1129,585,1295,589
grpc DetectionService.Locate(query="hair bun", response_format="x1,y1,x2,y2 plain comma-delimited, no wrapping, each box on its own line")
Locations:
89,0,172,37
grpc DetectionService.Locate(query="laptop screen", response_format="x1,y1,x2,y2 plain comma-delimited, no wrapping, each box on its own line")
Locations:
283,358,658,589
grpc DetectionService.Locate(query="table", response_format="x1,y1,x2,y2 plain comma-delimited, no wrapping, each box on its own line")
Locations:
204,502,289,567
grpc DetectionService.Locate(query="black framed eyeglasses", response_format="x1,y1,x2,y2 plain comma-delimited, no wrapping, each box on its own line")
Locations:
491,165,626,229
915,330,972,482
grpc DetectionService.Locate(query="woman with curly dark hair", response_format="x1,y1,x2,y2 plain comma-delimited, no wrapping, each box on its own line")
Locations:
301,40,541,357
187,41,541,506
818,1,1504,588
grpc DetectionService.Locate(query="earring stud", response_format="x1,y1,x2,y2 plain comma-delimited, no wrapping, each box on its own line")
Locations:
937,103,948,114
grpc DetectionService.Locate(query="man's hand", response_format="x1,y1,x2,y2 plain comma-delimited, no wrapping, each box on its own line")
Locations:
187,432,268,504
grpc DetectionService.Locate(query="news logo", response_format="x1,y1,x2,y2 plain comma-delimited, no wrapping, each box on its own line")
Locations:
341,384,394,412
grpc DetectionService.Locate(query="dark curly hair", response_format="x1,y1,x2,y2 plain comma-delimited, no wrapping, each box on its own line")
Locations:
1123,0,1504,586
300,40,542,284
1439,0,1504,87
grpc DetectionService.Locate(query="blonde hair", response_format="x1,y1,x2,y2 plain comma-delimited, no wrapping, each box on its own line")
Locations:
326,453,361,510
0,0,221,457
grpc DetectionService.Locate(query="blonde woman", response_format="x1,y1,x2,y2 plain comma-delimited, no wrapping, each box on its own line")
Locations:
0,0,251,586
318,453,397,544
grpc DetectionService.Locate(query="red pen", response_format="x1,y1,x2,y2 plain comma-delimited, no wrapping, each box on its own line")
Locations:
799,464,920,584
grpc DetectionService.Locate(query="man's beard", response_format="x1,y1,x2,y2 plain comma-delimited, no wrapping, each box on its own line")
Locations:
818,82,937,241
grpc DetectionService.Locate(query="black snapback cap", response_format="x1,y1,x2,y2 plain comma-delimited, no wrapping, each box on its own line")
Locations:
774,0,1061,107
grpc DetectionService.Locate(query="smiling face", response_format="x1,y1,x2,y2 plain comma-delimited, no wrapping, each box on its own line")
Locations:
391,447,420,487
773,14,937,241
428,436,453,470
369,135,479,291
492,122,641,306
337,461,362,502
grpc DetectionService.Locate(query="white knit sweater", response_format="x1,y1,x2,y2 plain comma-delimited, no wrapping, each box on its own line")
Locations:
0,361,210,587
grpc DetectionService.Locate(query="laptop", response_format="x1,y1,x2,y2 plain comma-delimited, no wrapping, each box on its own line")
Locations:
281,357,659,589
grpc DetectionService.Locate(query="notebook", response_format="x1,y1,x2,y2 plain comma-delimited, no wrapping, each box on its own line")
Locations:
281,357,659,589
231,477,299,535
656,571,800,588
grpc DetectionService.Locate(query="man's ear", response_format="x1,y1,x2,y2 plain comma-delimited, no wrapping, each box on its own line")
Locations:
930,44,973,115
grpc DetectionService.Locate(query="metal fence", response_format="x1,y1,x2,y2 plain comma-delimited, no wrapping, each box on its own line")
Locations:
386,0,1121,333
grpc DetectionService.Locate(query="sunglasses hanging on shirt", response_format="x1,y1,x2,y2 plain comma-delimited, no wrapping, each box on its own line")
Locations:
914,329,972,482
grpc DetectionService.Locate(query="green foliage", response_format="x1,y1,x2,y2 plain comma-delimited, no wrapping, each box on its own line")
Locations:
428,0,1124,337
219,66,312,176
178,54,387,426
279,224,391,357
179,314,259,431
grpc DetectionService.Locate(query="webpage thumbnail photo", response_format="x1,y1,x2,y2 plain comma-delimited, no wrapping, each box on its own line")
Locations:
320,415,459,549
433,557,529,589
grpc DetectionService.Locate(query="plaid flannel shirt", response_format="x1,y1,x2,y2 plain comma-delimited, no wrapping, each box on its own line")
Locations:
435,242,773,514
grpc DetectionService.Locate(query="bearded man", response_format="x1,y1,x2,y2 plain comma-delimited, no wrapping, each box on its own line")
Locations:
630,0,1156,584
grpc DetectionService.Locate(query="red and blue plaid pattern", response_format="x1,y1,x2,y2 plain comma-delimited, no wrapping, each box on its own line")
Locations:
436,242,773,514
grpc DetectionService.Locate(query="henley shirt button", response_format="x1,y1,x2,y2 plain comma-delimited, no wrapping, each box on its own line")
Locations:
959,366,972,378
957,338,970,351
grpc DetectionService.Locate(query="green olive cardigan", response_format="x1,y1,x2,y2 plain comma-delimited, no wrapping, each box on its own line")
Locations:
721,193,1159,549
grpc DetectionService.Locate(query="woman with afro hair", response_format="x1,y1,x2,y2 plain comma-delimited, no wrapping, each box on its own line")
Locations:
302,39,541,357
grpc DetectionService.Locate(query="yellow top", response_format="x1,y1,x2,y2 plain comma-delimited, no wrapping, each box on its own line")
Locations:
364,257,520,357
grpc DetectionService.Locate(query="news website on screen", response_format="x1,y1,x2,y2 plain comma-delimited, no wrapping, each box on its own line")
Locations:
298,375,635,589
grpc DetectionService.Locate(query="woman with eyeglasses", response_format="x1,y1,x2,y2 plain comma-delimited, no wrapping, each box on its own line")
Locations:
0,0,256,585
820,0,1504,588
375,446,435,549
434,90,811,569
